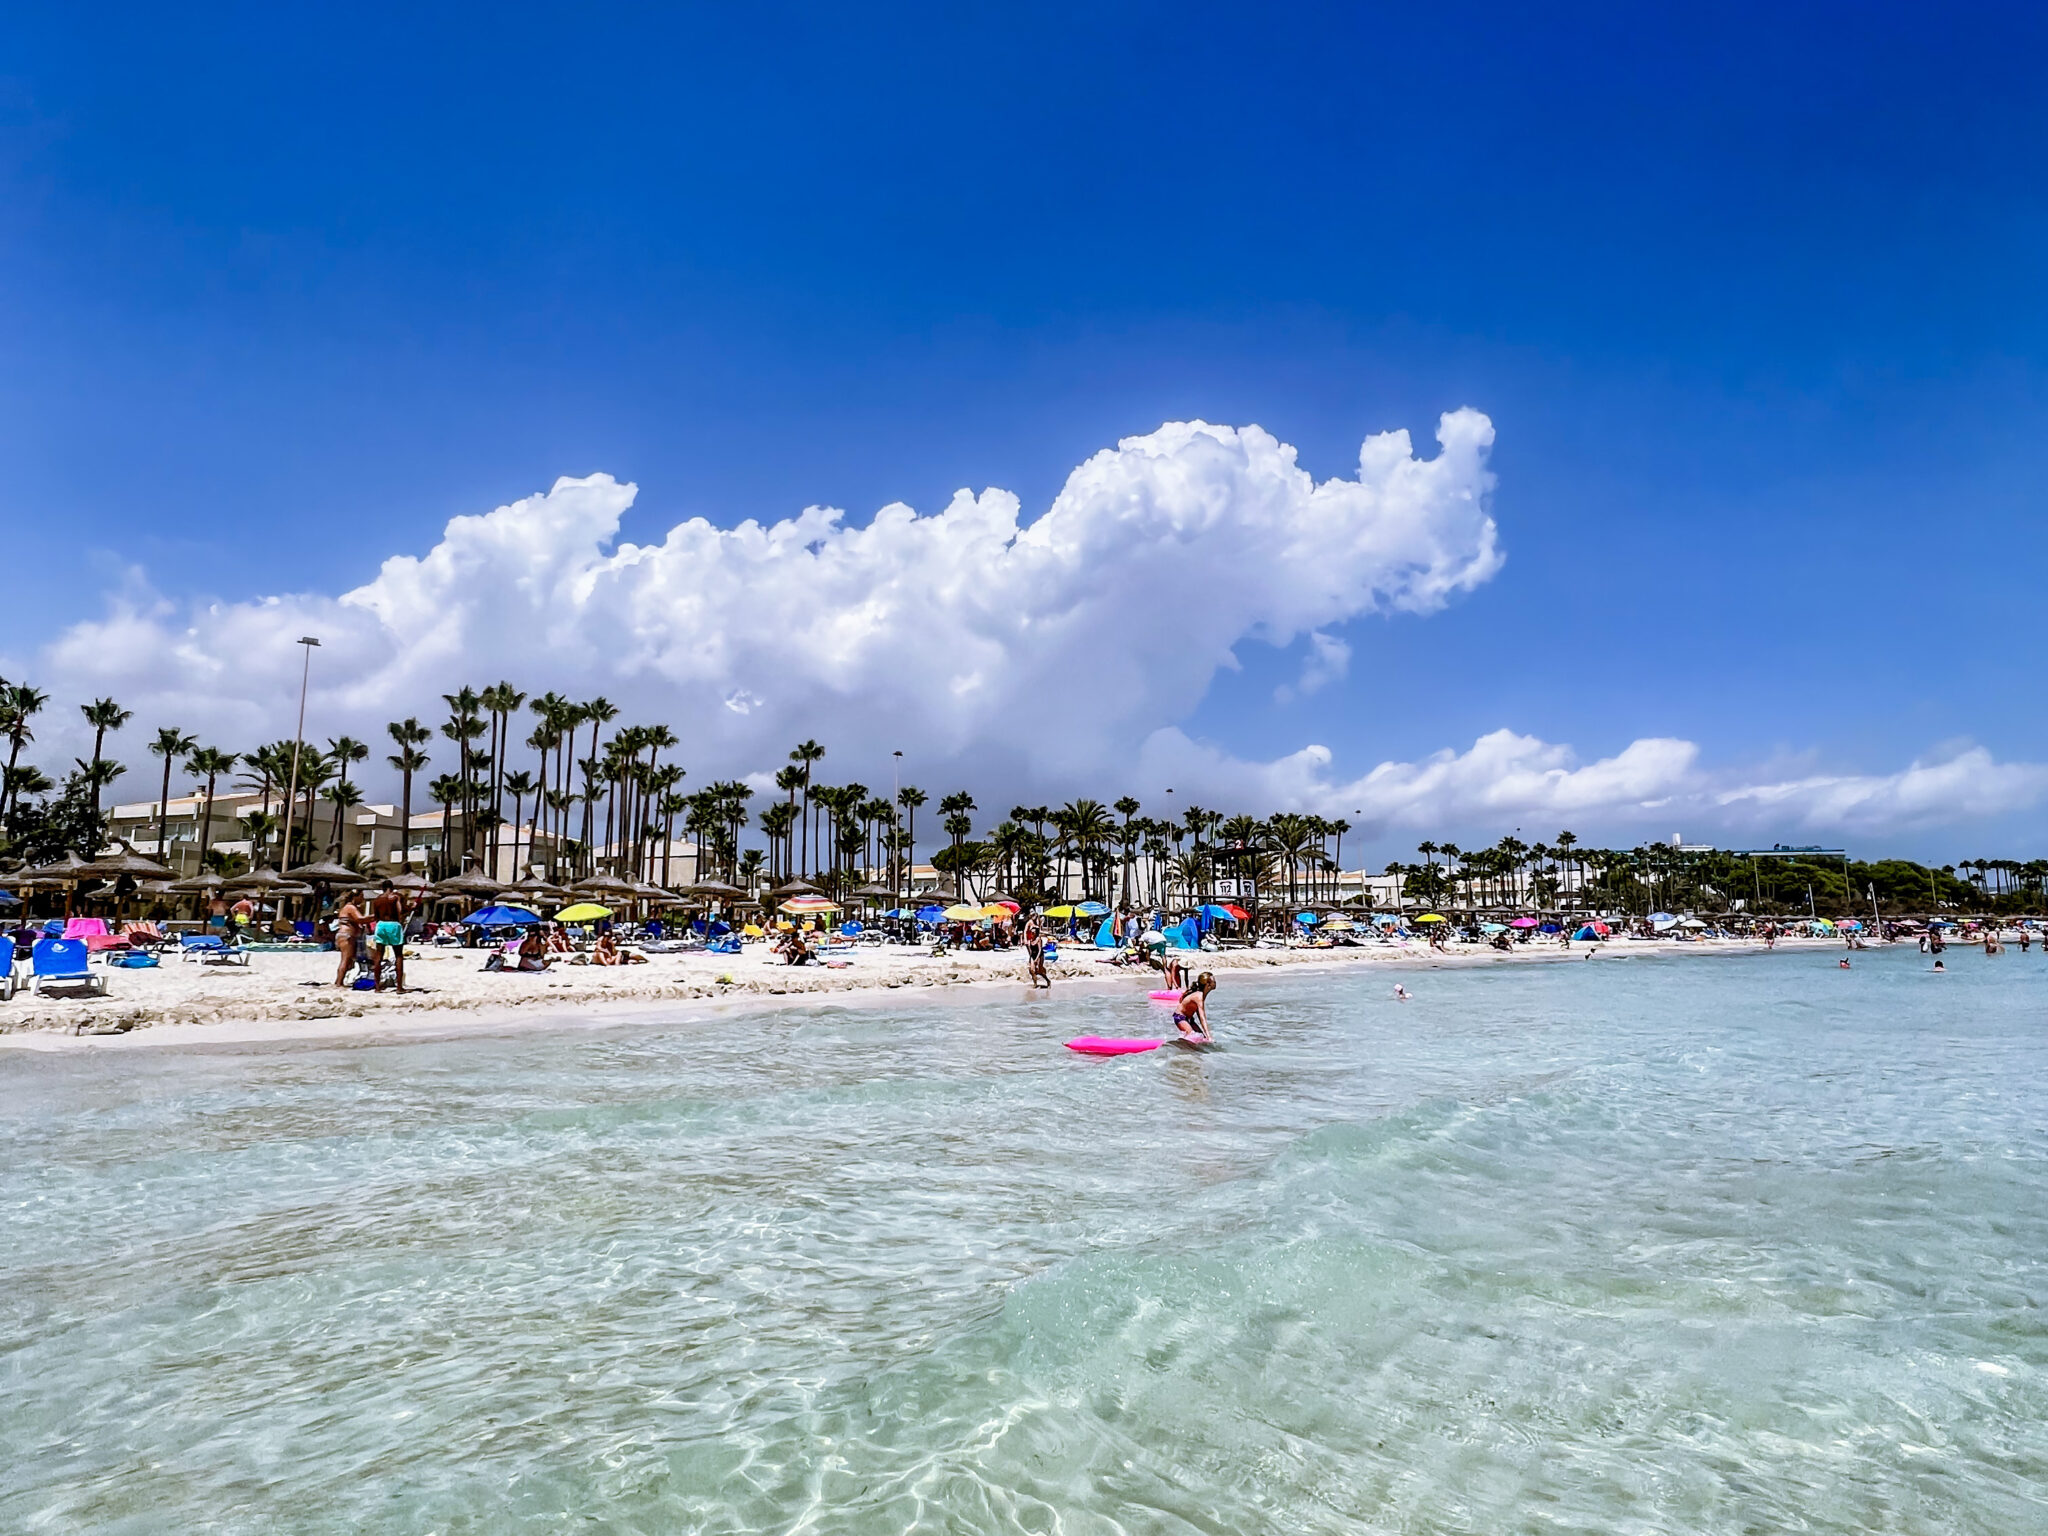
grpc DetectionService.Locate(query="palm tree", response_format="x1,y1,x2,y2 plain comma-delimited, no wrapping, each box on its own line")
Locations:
147,726,198,860
1,683,49,821
501,769,538,876
896,785,926,893
427,773,465,877
789,740,825,876
479,681,527,872
576,697,618,864
324,780,365,859
386,718,432,878
78,697,132,820
185,747,239,865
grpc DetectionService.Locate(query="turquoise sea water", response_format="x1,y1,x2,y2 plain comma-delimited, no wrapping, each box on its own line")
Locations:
4,945,2046,1533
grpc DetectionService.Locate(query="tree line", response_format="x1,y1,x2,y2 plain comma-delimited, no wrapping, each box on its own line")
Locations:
1,675,2041,914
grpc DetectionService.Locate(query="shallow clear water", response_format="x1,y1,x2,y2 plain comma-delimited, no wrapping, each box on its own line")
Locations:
4,946,2047,1533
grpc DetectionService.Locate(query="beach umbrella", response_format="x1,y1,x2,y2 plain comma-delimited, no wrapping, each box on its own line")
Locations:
433,870,506,898
1677,917,1709,929
460,904,540,926
1045,904,1076,917
74,844,177,882
919,886,962,905
226,866,298,893
1321,917,1355,931
1416,913,1447,924
1198,904,1235,919
506,877,571,899
284,860,366,885
553,902,612,923
686,879,749,899
1480,922,1507,934
1223,904,1249,921
850,883,898,900
766,878,822,898
1075,900,1109,916
941,903,983,921
1295,912,1319,925
1509,916,1540,928
915,905,944,922
15,851,93,888
629,879,679,903
780,896,841,914
986,897,1022,913
1538,922,1561,933
168,871,227,894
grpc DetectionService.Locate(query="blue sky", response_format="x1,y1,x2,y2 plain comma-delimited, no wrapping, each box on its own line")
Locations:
2,2,2044,859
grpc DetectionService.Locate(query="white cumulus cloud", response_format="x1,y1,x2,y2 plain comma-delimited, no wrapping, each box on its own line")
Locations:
34,409,1502,784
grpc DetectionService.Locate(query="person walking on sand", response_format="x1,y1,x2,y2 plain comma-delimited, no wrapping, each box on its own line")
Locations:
1173,972,1216,1043
1023,915,1051,989
333,890,367,988
368,880,412,993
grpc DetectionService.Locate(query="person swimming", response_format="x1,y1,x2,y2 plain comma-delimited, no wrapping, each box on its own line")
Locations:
1394,983,1410,1001
1173,972,1216,1043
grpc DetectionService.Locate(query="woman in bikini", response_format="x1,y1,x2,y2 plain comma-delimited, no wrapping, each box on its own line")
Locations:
332,892,367,988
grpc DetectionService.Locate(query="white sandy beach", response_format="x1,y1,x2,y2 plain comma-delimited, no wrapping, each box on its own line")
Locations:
0,933,1847,1049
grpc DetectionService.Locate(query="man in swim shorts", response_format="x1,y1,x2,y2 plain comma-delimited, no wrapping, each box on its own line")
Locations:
368,880,412,993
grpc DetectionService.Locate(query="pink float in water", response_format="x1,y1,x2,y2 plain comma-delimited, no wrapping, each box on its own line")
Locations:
1065,1035,1163,1055
1147,990,1182,1002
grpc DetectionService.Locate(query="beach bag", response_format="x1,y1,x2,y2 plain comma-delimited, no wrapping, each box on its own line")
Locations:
109,952,159,968
351,975,377,990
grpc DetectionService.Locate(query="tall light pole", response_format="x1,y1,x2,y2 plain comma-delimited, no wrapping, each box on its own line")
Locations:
279,637,320,872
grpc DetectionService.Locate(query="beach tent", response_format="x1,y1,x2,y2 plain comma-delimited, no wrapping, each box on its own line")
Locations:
1165,918,1199,948
1094,918,1117,947
462,904,539,926
1572,925,1601,940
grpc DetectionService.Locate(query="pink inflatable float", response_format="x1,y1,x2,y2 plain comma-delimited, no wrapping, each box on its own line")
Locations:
1065,1036,1163,1055
1147,990,1181,1002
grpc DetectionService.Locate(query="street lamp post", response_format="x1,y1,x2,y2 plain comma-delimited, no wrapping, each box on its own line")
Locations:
278,637,321,873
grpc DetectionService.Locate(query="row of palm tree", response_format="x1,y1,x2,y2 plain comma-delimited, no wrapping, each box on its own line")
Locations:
5,674,2046,914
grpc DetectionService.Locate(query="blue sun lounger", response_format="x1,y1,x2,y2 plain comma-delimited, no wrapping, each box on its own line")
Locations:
31,937,109,997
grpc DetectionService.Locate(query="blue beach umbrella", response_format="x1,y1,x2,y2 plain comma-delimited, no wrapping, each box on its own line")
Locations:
1075,900,1109,916
916,905,944,922
461,904,540,926
1295,912,1319,925
1199,904,1236,919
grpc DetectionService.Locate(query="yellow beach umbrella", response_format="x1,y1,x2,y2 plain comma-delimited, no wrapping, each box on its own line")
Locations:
1416,913,1447,923
942,903,983,921
554,902,612,923
780,896,840,914
977,904,1012,920
1045,904,1077,917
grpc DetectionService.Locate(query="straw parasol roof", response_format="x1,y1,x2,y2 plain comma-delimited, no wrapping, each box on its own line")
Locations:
74,843,177,881
168,870,227,894
284,860,367,885
850,883,898,900
684,879,748,899
571,873,639,897
431,870,505,897
385,872,433,892
629,879,677,902
225,867,299,893
766,878,822,898
15,851,93,887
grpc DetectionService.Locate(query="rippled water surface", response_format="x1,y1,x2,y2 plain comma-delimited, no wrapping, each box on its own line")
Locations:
5,946,2047,1532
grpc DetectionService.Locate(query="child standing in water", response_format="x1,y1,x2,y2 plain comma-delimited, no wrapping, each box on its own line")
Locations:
1173,972,1216,1043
